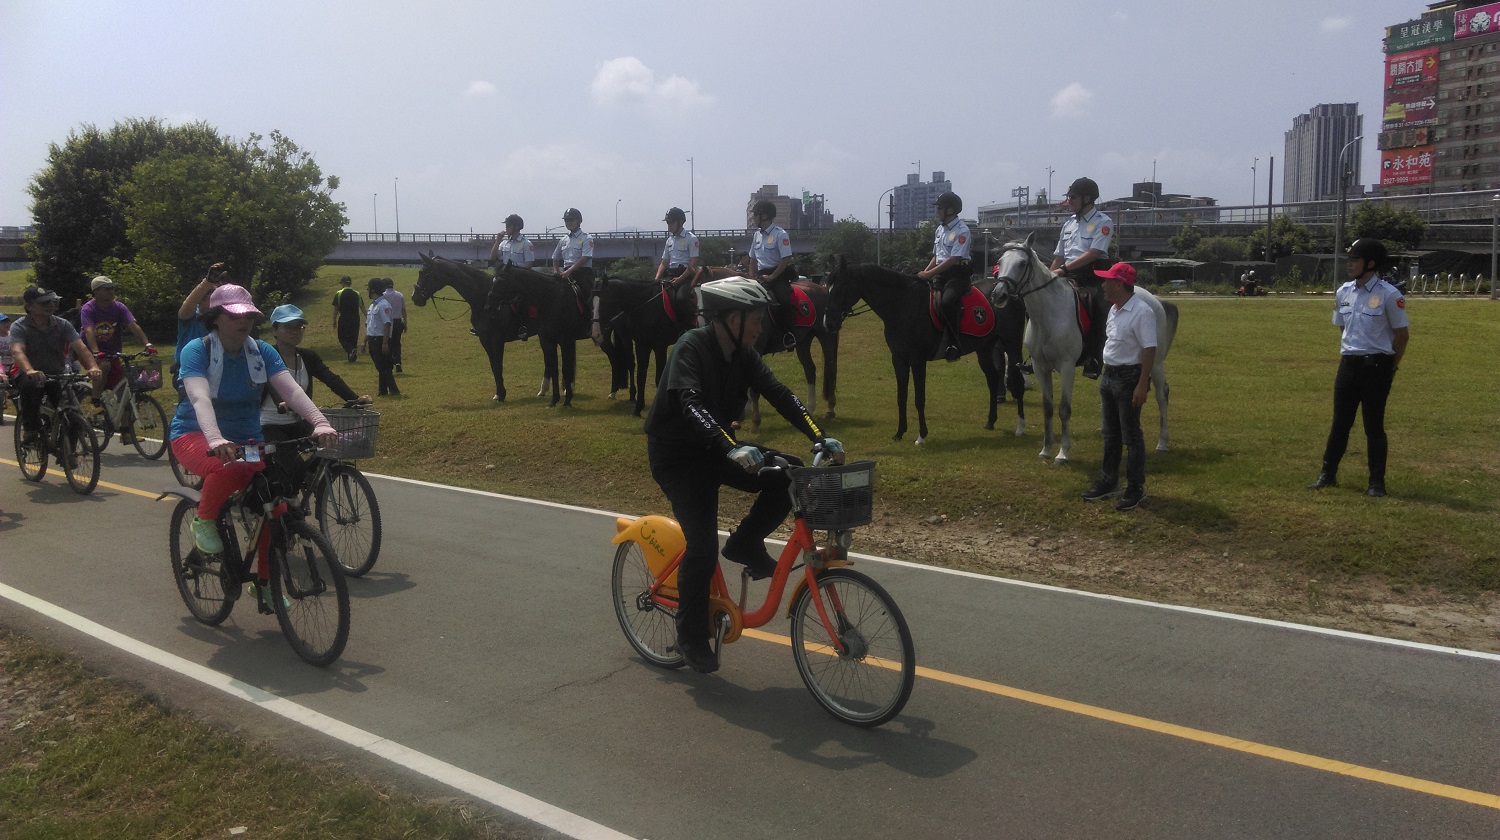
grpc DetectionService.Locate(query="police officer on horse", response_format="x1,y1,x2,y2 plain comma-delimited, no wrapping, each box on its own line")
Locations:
743,199,795,349
1051,177,1113,379
917,191,972,361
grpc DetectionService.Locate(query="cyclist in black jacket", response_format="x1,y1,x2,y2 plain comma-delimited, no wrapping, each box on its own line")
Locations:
643,278,842,673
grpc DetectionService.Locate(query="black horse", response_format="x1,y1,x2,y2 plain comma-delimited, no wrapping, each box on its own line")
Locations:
485,263,590,408
826,256,1026,444
414,252,525,402
592,273,696,417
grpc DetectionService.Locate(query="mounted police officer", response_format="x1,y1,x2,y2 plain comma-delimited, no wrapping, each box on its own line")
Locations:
1307,238,1409,497
655,206,699,285
490,214,534,268
743,199,796,348
552,207,595,301
1051,176,1113,379
917,191,972,361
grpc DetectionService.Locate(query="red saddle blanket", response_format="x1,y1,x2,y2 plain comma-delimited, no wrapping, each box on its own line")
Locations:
928,288,995,337
788,285,816,327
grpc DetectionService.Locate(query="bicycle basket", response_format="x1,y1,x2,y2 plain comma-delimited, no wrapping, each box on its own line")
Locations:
791,460,875,530
315,408,380,459
129,356,163,391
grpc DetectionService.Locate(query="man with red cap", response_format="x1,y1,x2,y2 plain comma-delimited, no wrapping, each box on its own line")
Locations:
1081,262,1155,511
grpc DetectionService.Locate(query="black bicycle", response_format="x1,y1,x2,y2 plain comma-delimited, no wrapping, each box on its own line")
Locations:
11,371,101,494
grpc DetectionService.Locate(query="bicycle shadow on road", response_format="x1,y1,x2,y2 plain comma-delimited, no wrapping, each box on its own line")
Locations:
672,672,975,779
342,570,416,600
12,482,112,508
174,616,385,697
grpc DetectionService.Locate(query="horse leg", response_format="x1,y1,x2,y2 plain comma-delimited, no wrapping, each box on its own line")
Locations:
892,356,910,441
748,392,762,433
795,335,817,418
485,334,507,402
1038,363,1056,460
1154,364,1170,452
820,327,838,420
980,346,1000,431
1055,364,1075,464
632,339,650,417
912,361,929,446
1009,353,1026,437
540,337,558,404
561,339,576,408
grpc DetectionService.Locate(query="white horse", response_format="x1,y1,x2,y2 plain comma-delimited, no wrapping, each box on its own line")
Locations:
994,234,1177,464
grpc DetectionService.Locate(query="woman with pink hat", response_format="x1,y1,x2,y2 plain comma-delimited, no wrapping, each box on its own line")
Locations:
168,284,338,556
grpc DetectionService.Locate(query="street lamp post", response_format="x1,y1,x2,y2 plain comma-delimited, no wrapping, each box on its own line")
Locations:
1251,158,1258,222
393,178,400,242
875,186,897,265
687,157,695,228
1045,166,1055,207
1332,135,1364,280
373,194,378,237
1491,195,1500,298
615,198,621,233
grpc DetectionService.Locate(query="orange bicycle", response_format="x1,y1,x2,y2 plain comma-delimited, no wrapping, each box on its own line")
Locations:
610,448,915,726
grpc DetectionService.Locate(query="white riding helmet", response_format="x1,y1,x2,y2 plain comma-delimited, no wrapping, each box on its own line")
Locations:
697,278,774,315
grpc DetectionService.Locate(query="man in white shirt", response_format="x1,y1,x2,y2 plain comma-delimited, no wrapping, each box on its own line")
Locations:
1081,263,1156,511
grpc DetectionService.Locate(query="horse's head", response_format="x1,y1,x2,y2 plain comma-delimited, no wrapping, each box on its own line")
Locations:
823,255,861,331
484,263,514,314
412,250,439,307
994,232,1045,298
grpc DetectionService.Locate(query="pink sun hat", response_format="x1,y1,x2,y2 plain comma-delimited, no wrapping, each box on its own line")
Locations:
208,284,263,317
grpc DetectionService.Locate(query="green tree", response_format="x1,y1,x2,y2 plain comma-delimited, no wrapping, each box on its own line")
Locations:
813,217,876,268
1348,202,1427,251
1187,236,1249,262
25,118,234,301
98,255,180,340
876,221,936,272
1246,214,1315,261
1169,220,1203,256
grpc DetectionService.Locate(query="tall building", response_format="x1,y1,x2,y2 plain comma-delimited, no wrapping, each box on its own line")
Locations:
1379,2,1500,195
744,185,833,229
891,170,952,229
1284,104,1364,203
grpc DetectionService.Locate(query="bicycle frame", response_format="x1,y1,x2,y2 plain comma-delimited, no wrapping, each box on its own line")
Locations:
93,352,155,427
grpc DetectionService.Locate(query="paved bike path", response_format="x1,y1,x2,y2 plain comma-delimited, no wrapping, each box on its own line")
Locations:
1,442,1496,840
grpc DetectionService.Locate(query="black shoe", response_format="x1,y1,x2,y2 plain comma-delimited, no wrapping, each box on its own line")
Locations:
1081,481,1120,501
1366,482,1387,498
1019,361,1035,375
1115,487,1145,511
722,541,778,580
674,637,720,673
347,352,357,362
1306,473,1337,490
1082,359,1101,380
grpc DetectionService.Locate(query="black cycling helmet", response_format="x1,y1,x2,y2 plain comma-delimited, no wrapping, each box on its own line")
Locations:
664,207,687,224
562,207,582,222
752,199,777,220
1065,177,1100,202
935,191,962,214
1346,238,1388,270
504,214,524,229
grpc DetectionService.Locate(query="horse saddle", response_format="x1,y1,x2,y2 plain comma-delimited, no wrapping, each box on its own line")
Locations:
788,285,816,328
928,287,995,338
1073,290,1091,335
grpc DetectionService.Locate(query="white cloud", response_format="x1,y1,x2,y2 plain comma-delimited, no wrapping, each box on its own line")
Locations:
464,80,497,98
1321,16,1352,32
590,57,714,113
1051,82,1093,119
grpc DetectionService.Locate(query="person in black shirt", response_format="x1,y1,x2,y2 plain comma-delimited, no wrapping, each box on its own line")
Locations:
331,276,363,362
643,278,843,673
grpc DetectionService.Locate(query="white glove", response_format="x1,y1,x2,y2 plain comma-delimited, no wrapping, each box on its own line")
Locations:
727,445,764,473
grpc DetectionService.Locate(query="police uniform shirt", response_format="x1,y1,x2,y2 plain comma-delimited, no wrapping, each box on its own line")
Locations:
751,224,791,271
497,235,535,266
1055,207,1113,264
661,230,700,268
933,219,972,263
553,229,594,268
364,296,394,337
1333,276,1408,356
1102,293,1158,366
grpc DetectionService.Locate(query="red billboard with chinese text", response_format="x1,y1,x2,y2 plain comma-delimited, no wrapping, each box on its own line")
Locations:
1385,47,1439,87
1455,2,1500,38
1379,146,1435,187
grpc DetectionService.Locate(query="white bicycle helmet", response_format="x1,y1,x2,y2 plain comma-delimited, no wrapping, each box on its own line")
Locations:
697,278,774,314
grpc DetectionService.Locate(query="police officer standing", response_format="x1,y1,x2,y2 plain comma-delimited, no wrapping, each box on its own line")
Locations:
917,191,972,361
743,199,795,347
489,214,534,268
1307,239,1409,497
1051,177,1113,378
655,207,699,284
552,207,596,301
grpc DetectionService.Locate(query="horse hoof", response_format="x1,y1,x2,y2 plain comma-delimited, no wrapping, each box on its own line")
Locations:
984,422,995,431
1054,456,1070,465
824,410,836,420
914,437,926,447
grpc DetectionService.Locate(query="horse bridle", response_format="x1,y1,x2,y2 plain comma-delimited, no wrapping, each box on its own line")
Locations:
995,244,1064,301
413,268,474,322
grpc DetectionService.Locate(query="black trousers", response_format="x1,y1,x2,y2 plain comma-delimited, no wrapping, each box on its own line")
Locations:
647,440,798,644
935,265,972,332
367,336,399,395
389,318,406,366
17,380,63,435
1319,353,1396,483
1070,274,1108,367
336,318,360,358
1099,364,1146,491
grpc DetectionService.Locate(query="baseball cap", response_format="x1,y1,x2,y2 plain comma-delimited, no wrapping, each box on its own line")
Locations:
23,285,60,305
270,304,307,325
1094,263,1137,285
207,284,263,317
90,275,116,291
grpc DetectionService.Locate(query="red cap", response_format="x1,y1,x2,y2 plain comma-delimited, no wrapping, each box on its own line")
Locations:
1094,263,1137,285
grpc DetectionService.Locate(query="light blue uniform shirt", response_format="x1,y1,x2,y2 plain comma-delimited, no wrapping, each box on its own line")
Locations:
497,235,534,266
553,230,594,268
1333,277,1408,355
750,224,791,270
1055,207,1113,263
661,231,700,268
934,219,972,262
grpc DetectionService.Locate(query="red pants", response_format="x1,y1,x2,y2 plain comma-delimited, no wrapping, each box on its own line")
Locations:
170,432,264,519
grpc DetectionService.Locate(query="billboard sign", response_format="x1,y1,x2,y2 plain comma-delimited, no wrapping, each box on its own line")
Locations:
1386,14,1453,53
1383,81,1439,130
1380,146,1435,187
1385,48,1439,88
1455,2,1500,38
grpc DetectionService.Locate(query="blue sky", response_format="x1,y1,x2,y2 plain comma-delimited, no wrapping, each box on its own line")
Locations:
0,0,1419,235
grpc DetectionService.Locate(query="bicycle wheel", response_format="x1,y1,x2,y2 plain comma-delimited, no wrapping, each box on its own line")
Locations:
270,519,350,666
60,412,100,494
13,416,47,481
82,401,112,451
168,440,204,490
168,499,238,625
313,463,382,576
610,541,684,669
789,568,915,727
128,394,169,460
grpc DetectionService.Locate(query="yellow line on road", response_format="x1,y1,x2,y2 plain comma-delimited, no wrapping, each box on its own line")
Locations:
742,627,1500,811
0,457,165,500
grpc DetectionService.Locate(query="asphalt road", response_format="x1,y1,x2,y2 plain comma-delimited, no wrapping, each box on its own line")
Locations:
2,435,1497,839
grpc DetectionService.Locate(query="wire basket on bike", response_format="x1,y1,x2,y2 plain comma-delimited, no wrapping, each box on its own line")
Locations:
791,460,875,530
128,356,164,391
315,408,380,460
